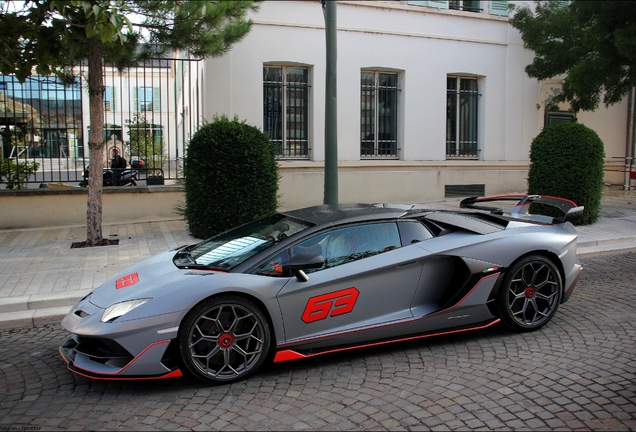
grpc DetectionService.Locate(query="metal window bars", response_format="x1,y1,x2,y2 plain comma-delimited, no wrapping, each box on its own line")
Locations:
446,76,479,158
360,71,399,158
263,67,309,159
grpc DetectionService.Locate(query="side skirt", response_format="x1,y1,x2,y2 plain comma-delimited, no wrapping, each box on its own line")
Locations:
273,318,501,363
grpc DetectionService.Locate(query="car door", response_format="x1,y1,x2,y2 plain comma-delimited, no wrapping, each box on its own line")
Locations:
275,222,429,345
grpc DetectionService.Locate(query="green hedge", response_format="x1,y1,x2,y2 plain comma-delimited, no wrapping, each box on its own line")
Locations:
527,122,605,225
184,115,279,238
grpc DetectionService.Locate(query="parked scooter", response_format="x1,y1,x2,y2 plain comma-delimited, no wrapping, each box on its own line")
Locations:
79,166,138,187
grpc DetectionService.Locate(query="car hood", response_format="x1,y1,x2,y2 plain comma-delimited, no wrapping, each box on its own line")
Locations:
88,249,211,309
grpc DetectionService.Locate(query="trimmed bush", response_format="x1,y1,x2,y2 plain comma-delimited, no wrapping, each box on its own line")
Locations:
527,122,605,225
184,115,279,238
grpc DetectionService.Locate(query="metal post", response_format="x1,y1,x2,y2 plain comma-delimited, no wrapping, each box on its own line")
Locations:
625,88,635,190
323,0,338,204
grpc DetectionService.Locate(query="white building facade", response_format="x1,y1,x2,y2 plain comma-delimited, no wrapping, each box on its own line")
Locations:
202,0,628,210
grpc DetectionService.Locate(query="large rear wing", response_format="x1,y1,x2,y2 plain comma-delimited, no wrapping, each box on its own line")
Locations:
459,194,584,224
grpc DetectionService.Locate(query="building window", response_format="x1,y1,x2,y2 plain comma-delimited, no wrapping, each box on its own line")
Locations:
263,66,309,158
360,71,398,158
133,87,157,112
104,86,116,112
408,0,513,14
140,87,153,111
446,76,479,158
449,0,481,12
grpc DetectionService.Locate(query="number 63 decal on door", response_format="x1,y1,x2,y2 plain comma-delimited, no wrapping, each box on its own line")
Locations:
301,287,360,323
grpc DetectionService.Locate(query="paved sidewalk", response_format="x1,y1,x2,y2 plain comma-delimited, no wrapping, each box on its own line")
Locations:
0,187,634,330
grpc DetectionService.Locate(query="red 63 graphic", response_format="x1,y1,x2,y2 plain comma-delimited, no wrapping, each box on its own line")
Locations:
115,272,139,289
301,287,360,323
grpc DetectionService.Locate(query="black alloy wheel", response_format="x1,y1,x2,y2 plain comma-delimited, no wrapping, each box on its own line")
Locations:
498,255,562,331
179,295,270,384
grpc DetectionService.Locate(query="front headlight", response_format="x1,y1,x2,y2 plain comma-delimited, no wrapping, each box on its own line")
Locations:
101,299,151,323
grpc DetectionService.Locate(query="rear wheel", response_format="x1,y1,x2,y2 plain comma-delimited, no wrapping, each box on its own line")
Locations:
179,295,270,384
498,255,562,331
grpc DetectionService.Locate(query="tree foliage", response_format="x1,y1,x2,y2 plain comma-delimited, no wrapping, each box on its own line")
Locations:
0,0,258,245
510,0,636,112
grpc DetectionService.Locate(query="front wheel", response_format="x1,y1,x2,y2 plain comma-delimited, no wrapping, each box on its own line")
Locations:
179,295,271,384
498,255,562,332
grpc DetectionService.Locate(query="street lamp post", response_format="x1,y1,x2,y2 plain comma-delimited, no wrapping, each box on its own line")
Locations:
322,0,338,204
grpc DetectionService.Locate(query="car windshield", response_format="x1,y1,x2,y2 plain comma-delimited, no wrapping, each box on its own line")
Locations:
187,214,313,270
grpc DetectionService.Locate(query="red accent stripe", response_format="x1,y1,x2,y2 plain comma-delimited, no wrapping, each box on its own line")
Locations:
565,265,583,294
58,348,183,381
68,366,183,381
273,319,501,363
188,269,228,273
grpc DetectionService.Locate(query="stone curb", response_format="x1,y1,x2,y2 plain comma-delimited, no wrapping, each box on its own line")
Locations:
0,289,92,314
576,242,636,259
0,306,71,330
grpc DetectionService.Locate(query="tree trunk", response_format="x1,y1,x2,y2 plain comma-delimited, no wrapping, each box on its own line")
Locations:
86,37,105,246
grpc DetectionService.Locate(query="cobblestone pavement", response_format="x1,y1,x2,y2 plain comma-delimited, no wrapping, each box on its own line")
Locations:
1,253,635,431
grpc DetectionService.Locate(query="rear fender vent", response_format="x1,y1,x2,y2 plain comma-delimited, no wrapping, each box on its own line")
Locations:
437,258,472,309
445,184,485,199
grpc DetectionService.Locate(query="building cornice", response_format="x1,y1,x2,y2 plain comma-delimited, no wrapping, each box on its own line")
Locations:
253,19,509,47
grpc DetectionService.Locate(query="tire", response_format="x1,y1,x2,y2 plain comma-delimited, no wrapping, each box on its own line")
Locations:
498,255,562,332
179,295,271,384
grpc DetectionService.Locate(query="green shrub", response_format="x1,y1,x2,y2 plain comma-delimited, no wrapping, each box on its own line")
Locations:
184,115,279,238
0,159,40,189
527,122,605,225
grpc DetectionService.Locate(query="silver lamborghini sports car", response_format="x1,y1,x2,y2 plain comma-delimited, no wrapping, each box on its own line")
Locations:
60,195,584,384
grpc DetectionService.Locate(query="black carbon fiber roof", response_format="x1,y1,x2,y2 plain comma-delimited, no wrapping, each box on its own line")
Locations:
282,204,407,226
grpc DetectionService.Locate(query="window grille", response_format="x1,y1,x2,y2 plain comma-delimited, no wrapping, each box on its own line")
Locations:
263,67,309,158
545,111,576,126
446,76,479,158
445,184,485,198
360,71,399,158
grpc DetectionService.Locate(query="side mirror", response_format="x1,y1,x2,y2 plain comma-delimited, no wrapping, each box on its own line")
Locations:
282,253,324,282
562,206,584,224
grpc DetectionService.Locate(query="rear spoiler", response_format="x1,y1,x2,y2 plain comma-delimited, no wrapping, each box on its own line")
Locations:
459,194,584,224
